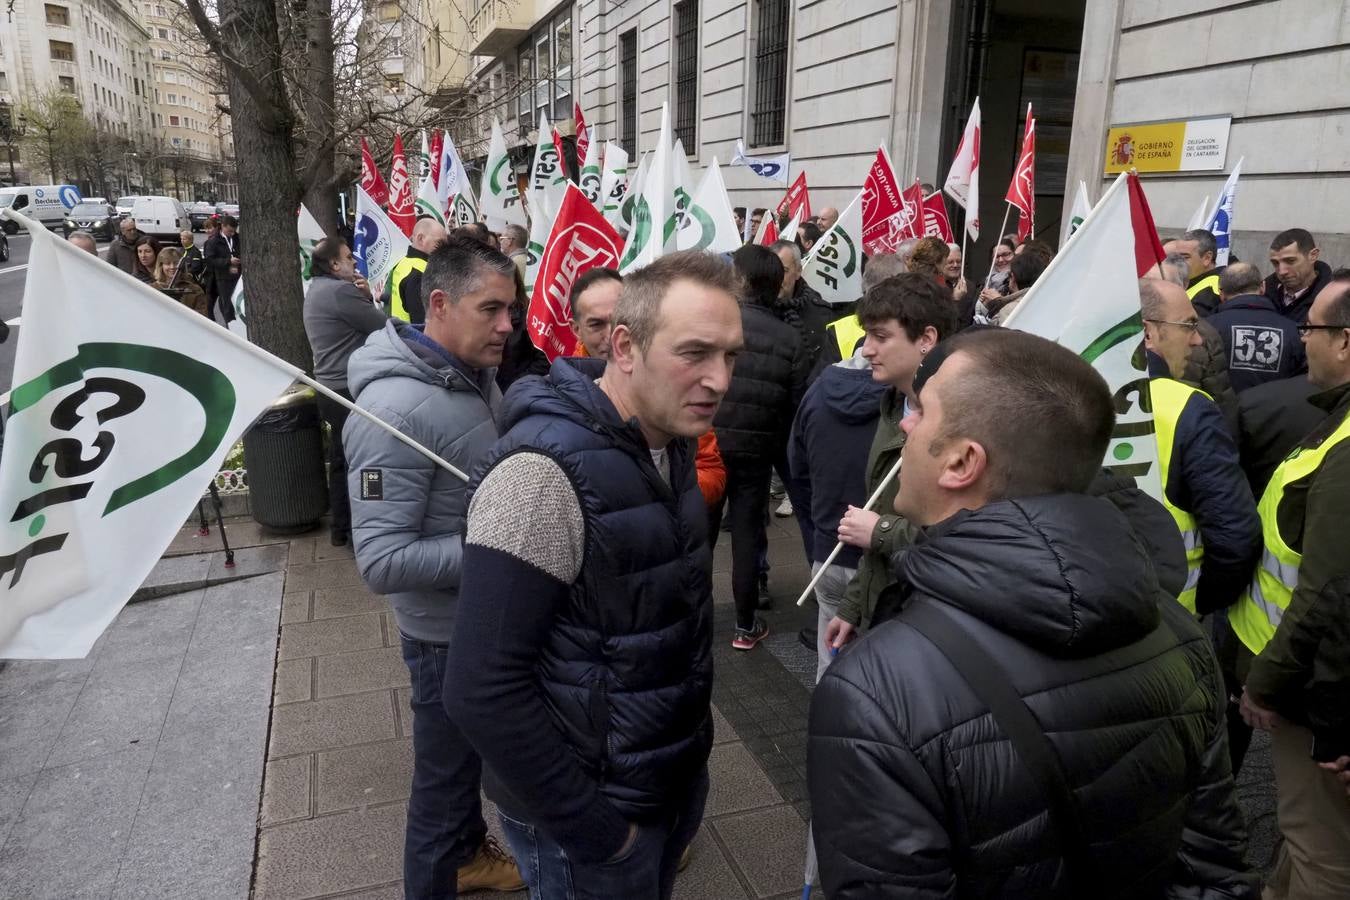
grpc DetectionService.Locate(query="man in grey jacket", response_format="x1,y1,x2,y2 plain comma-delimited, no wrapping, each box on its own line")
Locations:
303,237,386,546
344,236,523,898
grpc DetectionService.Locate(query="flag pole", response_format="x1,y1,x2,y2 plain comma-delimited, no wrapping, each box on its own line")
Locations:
4,208,470,484
796,456,903,607
983,203,1014,289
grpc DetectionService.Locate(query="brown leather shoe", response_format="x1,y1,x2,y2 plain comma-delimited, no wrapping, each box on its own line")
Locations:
456,836,525,893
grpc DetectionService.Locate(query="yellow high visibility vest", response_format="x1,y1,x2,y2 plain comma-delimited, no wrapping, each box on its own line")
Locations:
1151,377,1209,614
388,254,427,322
1230,407,1350,655
1187,273,1220,302
827,314,865,359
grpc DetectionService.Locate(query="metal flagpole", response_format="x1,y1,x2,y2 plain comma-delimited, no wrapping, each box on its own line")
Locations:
796,456,903,607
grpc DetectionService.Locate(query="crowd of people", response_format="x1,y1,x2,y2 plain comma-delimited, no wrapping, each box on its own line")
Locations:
287,205,1350,900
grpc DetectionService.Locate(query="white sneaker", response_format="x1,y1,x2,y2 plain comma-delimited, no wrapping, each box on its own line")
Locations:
774,496,793,517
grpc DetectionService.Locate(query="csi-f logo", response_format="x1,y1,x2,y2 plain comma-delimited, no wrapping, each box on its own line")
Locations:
0,343,235,588
812,230,858,290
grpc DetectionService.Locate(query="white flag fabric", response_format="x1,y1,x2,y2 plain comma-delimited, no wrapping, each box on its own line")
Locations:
527,111,566,202
416,132,444,225
523,179,567,292
619,102,673,273
1003,172,1162,500
440,135,478,226
779,209,803,244
577,132,603,208
665,139,696,252
355,185,411,292
675,158,742,254
944,97,981,240
0,212,298,658
731,139,790,185
617,151,650,235
599,142,631,225
480,119,527,229
1186,195,1211,232
1205,156,1242,267
1064,180,1093,243
801,191,864,305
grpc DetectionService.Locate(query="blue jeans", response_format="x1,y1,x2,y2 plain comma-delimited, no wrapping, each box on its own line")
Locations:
497,769,709,900
400,635,487,900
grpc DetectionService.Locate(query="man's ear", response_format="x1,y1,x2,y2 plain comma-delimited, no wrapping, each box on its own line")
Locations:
609,324,638,374
1310,247,1321,264
427,288,447,316
936,437,988,494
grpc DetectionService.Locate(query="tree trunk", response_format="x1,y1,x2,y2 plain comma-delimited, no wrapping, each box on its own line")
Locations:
217,0,309,371
298,0,338,235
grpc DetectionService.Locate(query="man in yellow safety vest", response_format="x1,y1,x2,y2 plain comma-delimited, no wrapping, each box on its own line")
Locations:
1140,277,1260,618
1235,270,1350,899
387,217,448,323
1164,229,1223,317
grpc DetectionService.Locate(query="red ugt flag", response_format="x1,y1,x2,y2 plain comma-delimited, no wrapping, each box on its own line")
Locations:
775,171,812,221
898,180,924,241
1006,105,1035,241
921,190,954,242
529,184,624,361
861,146,905,254
551,127,570,183
360,137,389,207
574,101,590,173
387,134,416,237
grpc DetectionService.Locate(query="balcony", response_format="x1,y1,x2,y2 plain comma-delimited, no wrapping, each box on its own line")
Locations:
468,0,533,58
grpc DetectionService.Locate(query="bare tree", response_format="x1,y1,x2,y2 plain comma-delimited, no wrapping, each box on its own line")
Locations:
19,88,88,184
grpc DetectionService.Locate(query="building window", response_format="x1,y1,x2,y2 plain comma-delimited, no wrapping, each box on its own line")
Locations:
49,40,75,62
167,93,176,103
0,73,8,91
673,0,699,152
172,136,181,146
44,4,71,26
619,28,637,159
533,31,550,114
385,75,403,94
378,1,399,22
552,13,571,121
749,0,789,147
158,27,167,38
169,115,179,125
155,4,165,15
516,45,532,126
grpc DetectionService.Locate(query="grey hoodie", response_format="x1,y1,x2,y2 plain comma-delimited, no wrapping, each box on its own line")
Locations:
343,320,502,643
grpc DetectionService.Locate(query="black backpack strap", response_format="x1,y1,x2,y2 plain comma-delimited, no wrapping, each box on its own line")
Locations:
903,600,1092,889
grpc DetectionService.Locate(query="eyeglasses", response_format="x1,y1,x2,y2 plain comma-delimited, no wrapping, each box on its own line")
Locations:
1144,318,1200,333
1297,324,1348,336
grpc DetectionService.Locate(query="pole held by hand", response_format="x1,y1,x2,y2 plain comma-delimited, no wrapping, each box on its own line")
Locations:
795,455,903,607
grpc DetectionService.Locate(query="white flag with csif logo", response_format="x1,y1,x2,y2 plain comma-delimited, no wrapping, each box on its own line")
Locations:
800,191,864,305
0,211,298,658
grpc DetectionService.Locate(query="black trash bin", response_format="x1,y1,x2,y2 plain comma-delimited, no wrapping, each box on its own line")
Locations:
244,385,329,533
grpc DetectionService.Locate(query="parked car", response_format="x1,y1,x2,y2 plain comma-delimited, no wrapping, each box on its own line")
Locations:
115,195,146,219
63,202,120,240
188,201,216,231
216,203,240,221
131,196,191,240
0,185,83,234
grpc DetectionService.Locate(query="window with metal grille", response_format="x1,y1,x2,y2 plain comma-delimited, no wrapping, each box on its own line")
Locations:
749,0,789,147
673,0,698,152
619,29,637,159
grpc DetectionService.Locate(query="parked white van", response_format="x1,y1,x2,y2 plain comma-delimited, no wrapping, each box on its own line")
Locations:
132,195,190,240
0,184,83,233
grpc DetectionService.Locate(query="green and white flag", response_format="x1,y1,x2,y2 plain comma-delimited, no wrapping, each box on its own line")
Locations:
664,138,695,252
1064,180,1092,242
480,118,526,229
527,110,566,201
577,131,603,208
599,142,630,225
674,157,742,254
0,211,298,658
801,190,864,305
619,102,673,273
416,131,444,224
1003,172,1161,500
231,203,328,334
439,135,479,226
523,179,567,292
617,151,649,235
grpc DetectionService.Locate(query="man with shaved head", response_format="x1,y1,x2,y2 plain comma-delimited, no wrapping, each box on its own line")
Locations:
816,206,840,231
388,216,449,324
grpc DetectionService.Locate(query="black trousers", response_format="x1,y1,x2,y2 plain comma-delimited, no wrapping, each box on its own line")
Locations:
315,388,354,534
724,455,773,631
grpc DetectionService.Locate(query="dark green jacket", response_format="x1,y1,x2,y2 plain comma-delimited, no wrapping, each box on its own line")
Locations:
836,388,917,627
1246,380,1350,743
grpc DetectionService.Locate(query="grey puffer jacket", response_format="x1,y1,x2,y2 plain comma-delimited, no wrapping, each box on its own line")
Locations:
808,493,1257,900
344,320,501,643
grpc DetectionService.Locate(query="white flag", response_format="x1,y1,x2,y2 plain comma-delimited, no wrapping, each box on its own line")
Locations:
577,131,603,208
523,179,567,292
617,151,650,235
1205,156,1242,267
1186,195,1211,232
801,191,864,305
527,111,565,202
599,142,630,225
944,97,981,240
480,119,527,229
1003,172,1161,500
355,185,411,292
675,158,742,254
416,133,444,225
619,102,673,273
1064,180,1092,242
439,135,478,226
0,213,298,658
779,208,803,244
665,138,696,252
731,139,790,185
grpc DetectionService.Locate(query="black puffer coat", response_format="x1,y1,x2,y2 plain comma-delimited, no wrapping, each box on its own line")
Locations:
808,493,1257,900
713,300,810,459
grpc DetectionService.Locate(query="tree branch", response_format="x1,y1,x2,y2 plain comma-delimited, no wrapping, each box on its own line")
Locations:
180,0,289,134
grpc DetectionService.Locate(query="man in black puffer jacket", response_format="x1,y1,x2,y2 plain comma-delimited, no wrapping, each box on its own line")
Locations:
714,244,810,650
808,328,1257,899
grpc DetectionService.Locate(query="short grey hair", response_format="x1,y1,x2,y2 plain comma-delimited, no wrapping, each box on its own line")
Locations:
948,242,961,254
1182,228,1217,264
67,230,97,248
1138,277,1179,320
894,238,918,267
423,234,516,304
1218,261,1263,297
862,253,907,292
770,239,801,263
615,251,742,353
502,224,528,248
1156,252,1188,288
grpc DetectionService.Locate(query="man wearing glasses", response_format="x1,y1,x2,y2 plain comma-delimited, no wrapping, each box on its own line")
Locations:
1234,270,1350,897
1140,277,1261,619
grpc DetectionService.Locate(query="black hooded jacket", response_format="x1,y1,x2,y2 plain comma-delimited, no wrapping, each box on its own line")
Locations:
808,494,1256,900
713,299,810,459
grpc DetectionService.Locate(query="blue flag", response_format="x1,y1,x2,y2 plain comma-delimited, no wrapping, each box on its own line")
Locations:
1205,156,1243,267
